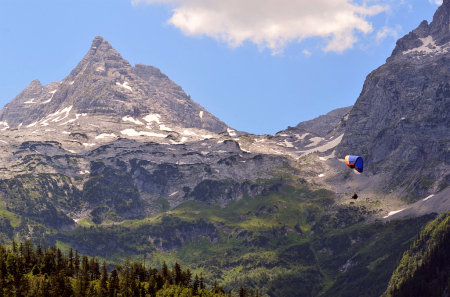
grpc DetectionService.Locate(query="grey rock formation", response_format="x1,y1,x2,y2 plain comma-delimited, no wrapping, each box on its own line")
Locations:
0,36,228,133
294,106,352,137
333,0,450,198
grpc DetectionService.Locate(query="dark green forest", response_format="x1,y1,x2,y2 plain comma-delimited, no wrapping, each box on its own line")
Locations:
0,240,255,297
382,212,450,297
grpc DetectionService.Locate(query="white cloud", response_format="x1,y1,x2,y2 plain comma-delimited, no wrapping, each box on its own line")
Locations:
132,0,389,54
302,49,311,57
429,0,443,5
376,26,400,43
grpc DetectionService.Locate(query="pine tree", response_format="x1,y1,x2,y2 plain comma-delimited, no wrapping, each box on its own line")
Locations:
75,255,90,296
239,284,247,297
56,248,63,272
148,276,157,297
161,261,169,279
68,248,74,277
108,269,120,297
185,268,192,288
193,274,199,295
36,243,43,257
12,239,18,256
200,272,205,290
99,261,108,297
74,251,80,275
173,262,182,285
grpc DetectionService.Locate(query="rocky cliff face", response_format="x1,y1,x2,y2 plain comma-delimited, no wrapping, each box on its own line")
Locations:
333,0,450,199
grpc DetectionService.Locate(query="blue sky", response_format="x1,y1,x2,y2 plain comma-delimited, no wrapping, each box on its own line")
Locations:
0,0,442,135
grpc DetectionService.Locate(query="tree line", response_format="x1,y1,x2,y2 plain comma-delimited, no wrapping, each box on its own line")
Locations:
0,240,258,297
382,213,450,297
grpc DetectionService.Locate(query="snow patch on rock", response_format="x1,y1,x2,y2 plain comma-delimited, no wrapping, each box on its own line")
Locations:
27,121,38,128
227,127,237,137
121,129,166,138
24,98,36,104
123,116,144,125
95,133,117,139
299,134,344,156
279,139,294,147
143,114,161,124
159,124,172,131
42,90,57,103
295,133,309,140
0,121,9,131
116,81,132,91
403,36,448,56
383,209,406,218
423,194,434,201
183,130,196,136
305,137,325,148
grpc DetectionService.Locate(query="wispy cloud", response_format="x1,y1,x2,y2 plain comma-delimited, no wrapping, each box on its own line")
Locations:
376,26,400,43
429,0,443,5
302,49,311,57
132,0,389,54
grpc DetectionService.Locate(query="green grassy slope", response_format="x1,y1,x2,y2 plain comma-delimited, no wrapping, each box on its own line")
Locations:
381,212,450,297
0,167,438,297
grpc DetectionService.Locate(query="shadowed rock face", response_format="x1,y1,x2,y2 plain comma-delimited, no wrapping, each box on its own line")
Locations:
333,0,450,196
0,36,228,134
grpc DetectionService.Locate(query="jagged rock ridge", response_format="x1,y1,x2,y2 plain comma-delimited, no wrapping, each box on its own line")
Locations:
295,106,352,137
0,36,228,134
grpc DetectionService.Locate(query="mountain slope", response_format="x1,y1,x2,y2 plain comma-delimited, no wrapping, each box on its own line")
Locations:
0,36,349,231
382,212,450,297
332,0,450,200
295,106,352,137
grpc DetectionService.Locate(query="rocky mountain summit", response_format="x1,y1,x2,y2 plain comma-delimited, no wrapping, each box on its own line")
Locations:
0,36,227,133
332,0,450,200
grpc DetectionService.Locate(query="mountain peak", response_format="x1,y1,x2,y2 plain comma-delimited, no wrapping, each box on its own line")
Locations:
429,0,450,44
389,1,450,59
91,35,104,47
0,36,229,134
68,36,130,78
